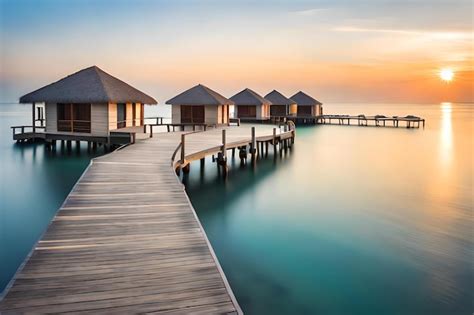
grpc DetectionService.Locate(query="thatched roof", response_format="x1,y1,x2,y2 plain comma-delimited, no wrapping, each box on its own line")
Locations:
20,66,157,104
264,90,296,106
230,88,272,106
290,91,322,106
166,84,234,106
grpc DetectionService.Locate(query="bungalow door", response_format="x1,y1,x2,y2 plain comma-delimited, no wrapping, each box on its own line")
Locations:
57,103,91,133
270,105,287,116
181,105,204,124
192,106,205,123
297,106,312,116
238,105,256,118
117,103,126,128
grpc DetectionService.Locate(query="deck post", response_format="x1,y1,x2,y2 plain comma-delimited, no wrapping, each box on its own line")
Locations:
221,129,227,161
181,134,190,173
220,129,228,177
273,128,277,157
180,134,186,165
251,126,256,163
31,102,36,141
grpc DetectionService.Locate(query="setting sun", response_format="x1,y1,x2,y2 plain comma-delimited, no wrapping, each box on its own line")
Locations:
440,68,454,82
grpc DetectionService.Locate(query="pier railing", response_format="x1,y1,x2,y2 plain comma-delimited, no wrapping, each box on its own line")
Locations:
172,121,296,175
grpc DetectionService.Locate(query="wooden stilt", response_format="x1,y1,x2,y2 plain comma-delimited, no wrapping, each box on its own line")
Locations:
220,129,227,177
251,127,256,164
273,128,277,157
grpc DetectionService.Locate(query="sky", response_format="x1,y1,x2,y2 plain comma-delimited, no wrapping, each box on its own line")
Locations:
0,0,473,103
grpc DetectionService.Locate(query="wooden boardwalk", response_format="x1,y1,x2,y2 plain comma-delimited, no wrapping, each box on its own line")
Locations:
0,125,289,314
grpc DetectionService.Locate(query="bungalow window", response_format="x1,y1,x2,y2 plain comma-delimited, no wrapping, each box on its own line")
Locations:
57,103,91,133
297,106,312,116
117,103,126,128
238,105,257,118
181,105,204,124
270,105,287,116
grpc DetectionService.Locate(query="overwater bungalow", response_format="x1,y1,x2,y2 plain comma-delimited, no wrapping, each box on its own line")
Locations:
15,66,157,145
230,88,272,120
166,84,234,128
265,90,297,117
290,91,323,116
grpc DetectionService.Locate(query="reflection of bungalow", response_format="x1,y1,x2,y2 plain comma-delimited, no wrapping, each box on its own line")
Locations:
18,66,157,143
166,84,234,127
264,90,297,116
290,91,323,116
230,88,271,120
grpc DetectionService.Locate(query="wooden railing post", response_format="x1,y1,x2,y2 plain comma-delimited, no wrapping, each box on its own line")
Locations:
273,127,277,156
222,129,227,160
31,102,36,141
251,126,256,162
180,134,186,164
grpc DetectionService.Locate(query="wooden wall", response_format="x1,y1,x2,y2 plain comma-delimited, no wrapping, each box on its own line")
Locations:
135,103,142,126
91,103,108,136
289,104,298,115
45,102,109,136
125,103,132,127
45,103,57,133
172,105,181,124
315,104,322,116
108,103,117,131
171,105,230,125
206,105,218,124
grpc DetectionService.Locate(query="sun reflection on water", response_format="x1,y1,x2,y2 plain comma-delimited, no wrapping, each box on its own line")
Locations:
439,102,453,168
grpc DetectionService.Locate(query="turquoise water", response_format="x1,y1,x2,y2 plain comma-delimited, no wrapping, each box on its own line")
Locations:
0,104,104,296
0,103,472,314
183,103,473,315
0,103,168,296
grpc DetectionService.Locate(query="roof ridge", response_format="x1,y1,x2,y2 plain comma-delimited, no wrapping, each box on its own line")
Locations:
91,66,110,100
199,84,223,103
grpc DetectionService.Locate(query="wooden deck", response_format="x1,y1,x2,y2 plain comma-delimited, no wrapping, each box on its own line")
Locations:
272,114,425,128
0,124,291,314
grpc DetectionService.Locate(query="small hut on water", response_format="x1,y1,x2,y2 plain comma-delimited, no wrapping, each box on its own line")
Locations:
290,91,323,116
265,90,297,117
229,88,271,120
17,66,157,144
166,84,234,128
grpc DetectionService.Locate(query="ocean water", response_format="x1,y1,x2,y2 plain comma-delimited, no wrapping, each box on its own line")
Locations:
183,103,473,315
0,103,472,315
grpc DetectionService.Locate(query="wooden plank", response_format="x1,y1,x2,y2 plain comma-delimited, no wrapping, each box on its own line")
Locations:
1,124,286,314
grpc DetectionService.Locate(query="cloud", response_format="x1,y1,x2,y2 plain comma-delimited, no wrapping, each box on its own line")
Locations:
291,8,328,16
332,26,473,42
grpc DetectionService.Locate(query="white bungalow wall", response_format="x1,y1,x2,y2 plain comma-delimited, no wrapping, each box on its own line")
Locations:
46,102,109,137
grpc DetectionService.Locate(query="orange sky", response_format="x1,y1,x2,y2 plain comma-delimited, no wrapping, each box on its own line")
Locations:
1,0,473,103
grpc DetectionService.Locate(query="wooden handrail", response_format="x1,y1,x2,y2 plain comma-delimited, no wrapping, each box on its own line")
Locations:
171,142,183,167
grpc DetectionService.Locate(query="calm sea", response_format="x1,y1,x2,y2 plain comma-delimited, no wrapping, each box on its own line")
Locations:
0,103,472,314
